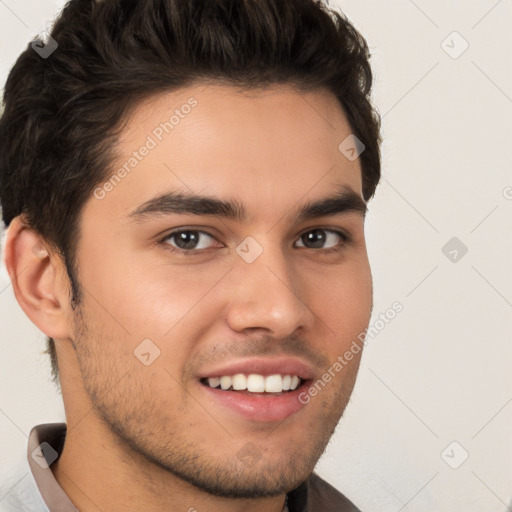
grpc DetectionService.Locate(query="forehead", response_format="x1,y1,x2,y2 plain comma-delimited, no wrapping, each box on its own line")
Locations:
83,83,363,225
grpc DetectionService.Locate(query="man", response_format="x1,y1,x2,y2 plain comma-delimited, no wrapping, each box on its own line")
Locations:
0,0,381,510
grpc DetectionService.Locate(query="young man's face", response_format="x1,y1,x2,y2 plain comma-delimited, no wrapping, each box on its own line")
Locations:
58,83,373,497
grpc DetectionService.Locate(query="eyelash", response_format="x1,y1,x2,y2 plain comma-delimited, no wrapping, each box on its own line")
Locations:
158,227,351,255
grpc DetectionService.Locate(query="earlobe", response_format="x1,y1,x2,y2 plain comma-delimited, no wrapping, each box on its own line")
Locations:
3,215,73,340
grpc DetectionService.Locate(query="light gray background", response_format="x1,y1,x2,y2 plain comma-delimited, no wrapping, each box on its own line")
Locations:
1,1,511,510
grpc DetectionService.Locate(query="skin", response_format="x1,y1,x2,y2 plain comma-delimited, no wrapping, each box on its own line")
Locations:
5,83,373,512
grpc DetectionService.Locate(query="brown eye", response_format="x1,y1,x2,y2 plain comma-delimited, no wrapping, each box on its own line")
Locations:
295,229,348,250
162,230,217,251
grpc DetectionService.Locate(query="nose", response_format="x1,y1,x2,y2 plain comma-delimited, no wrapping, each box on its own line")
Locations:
223,241,316,338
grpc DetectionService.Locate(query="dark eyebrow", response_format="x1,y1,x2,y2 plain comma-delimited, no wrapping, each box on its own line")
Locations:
127,185,367,223
295,185,367,222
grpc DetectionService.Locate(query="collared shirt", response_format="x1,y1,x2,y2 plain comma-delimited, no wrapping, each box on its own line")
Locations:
0,423,362,512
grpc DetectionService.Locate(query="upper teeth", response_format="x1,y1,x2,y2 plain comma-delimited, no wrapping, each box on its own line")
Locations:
206,374,301,393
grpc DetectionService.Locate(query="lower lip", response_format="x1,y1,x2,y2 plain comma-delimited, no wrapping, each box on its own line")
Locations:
198,380,312,422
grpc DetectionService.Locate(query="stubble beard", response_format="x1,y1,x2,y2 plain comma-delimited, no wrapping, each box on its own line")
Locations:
70,308,355,499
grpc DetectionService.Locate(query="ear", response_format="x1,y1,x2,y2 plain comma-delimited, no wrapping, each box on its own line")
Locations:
3,215,74,340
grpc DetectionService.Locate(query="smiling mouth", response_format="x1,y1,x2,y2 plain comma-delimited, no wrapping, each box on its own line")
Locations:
199,373,306,396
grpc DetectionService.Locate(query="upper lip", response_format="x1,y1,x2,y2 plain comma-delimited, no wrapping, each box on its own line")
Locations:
198,357,316,380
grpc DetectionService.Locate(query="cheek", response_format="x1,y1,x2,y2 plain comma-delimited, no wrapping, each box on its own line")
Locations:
79,237,228,338
121,262,232,336
314,260,373,342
